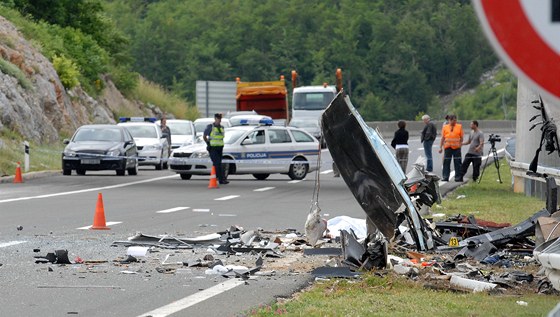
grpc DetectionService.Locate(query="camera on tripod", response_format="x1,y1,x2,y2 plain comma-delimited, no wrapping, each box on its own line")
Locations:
488,134,501,146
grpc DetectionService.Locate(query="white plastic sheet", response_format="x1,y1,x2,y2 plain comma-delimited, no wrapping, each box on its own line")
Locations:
327,216,367,240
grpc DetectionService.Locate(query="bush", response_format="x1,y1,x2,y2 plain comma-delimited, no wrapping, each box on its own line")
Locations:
52,55,79,89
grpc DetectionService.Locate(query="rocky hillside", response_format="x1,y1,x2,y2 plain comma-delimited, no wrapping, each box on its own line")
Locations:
0,16,160,144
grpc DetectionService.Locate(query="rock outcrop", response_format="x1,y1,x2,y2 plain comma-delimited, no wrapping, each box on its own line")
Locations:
0,16,160,144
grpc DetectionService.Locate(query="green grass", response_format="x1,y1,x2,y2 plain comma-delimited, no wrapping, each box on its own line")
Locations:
0,130,62,176
249,160,553,317
0,57,32,89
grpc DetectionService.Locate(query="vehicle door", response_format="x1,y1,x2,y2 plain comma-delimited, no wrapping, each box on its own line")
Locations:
238,128,267,173
289,129,320,172
268,128,295,172
123,128,137,165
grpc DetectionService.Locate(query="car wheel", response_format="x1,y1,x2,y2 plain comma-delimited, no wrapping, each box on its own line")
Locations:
116,168,126,176
156,158,163,170
128,160,138,175
76,169,86,176
253,173,270,180
163,161,168,169
180,173,192,180
222,161,230,179
288,157,308,180
62,169,71,176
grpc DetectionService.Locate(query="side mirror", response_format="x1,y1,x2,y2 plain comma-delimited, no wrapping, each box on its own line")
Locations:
241,138,253,145
124,140,134,147
63,139,70,145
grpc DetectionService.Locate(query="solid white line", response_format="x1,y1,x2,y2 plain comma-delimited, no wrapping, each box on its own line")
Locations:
76,221,122,230
218,213,237,217
156,207,190,214
0,175,179,204
0,241,26,248
253,187,275,192
320,170,333,174
288,180,302,184
137,279,245,317
192,209,210,213
214,195,240,201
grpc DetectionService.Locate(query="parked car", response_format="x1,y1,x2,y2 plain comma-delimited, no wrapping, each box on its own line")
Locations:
118,119,170,170
156,119,197,149
62,124,138,176
288,117,325,148
169,123,320,180
194,117,231,137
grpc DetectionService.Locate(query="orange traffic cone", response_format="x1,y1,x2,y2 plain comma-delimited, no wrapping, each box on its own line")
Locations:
91,193,110,230
13,162,23,183
208,166,219,189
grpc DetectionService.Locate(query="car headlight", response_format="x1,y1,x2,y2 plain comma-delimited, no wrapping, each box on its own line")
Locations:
63,150,76,157
106,149,120,157
191,151,209,159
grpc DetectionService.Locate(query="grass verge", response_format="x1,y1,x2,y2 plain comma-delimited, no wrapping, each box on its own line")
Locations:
249,160,554,316
132,77,199,120
0,130,62,176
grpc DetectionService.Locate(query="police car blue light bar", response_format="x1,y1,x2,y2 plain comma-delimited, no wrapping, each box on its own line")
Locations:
239,118,274,126
119,117,157,123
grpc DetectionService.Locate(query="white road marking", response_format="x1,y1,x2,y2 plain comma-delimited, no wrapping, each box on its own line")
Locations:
156,207,190,214
288,180,302,184
214,195,240,201
218,213,237,217
76,221,122,230
137,279,245,317
192,209,210,213
320,170,333,174
0,241,26,248
253,187,275,192
0,175,179,204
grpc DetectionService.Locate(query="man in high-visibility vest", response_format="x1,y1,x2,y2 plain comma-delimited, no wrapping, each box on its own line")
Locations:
438,114,464,182
204,113,228,184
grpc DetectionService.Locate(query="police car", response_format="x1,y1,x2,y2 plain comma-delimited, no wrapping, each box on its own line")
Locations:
169,119,320,180
118,117,170,170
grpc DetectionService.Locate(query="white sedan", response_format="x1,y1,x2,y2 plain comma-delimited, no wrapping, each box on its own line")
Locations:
118,121,170,170
169,125,320,180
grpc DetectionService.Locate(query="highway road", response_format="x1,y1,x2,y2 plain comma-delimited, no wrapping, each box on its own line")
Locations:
0,134,511,316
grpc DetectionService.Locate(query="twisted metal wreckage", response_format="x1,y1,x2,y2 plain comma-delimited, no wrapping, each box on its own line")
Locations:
317,92,559,282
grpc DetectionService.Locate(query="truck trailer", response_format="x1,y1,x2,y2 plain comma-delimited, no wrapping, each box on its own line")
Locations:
235,77,289,122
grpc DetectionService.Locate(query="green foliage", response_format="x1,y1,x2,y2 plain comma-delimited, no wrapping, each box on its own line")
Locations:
132,77,199,120
450,67,517,120
52,55,79,89
0,57,32,89
103,0,497,121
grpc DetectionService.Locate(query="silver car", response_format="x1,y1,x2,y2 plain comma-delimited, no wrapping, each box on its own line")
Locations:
170,124,320,180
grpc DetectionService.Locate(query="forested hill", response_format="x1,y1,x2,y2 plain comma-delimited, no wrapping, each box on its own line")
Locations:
103,0,501,121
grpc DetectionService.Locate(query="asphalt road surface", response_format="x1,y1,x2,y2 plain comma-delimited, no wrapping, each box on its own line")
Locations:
0,134,511,316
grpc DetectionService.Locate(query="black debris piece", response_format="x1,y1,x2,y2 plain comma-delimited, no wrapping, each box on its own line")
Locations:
55,250,72,264
303,248,342,256
454,241,497,261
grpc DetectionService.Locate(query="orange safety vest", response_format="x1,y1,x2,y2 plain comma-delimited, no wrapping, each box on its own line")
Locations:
442,123,463,149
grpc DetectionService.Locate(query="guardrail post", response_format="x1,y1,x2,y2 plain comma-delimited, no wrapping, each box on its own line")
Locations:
24,141,29,172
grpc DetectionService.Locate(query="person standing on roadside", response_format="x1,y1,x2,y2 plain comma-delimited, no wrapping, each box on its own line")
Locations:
420,114,437,172
203,113,228,184
438,114,464,182
391,120,409,173
160,116,172,156
459,120,484,182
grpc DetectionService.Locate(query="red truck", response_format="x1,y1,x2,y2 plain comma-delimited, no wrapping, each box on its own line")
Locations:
235,76,289,122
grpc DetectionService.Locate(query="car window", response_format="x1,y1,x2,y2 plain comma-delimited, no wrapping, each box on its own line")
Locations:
291,129,315,143
224,129,246,144
246,130,265,144
269,129,292,143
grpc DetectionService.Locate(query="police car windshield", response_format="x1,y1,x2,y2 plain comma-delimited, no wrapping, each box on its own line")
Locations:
167,121,193,135
224,130,246,144
125,125,158,138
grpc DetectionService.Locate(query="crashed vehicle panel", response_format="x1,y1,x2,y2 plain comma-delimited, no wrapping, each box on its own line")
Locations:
321,92,431,250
